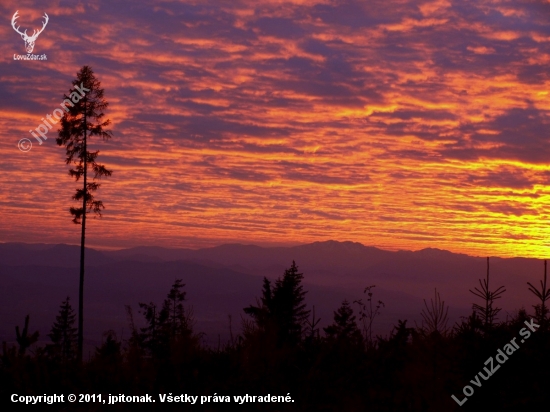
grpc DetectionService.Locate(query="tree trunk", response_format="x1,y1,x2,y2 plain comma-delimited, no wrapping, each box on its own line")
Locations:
78,105,87,363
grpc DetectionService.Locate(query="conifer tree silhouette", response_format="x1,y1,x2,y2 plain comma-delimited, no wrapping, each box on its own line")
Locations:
48,297,77,362
420,288,449,335
245,261,310,345
95,330,121,362
57,66,112,362
305,305,321,341
527,259,550,328
324,300,363,345
138,300,164,356
138,279,193,357
162,279,192,339
469,257,506,330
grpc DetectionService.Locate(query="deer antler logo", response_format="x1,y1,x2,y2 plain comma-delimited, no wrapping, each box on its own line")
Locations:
11,10,49,54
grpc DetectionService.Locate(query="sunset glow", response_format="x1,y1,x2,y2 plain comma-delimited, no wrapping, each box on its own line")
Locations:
1,0,550,257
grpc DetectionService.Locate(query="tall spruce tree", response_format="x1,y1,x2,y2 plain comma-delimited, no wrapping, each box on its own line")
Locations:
56,66,112,362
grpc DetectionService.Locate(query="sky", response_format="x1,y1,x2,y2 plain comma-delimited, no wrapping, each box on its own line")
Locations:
1,0,550,257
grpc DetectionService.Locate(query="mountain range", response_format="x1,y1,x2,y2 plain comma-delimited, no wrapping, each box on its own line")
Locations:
0,241,543,353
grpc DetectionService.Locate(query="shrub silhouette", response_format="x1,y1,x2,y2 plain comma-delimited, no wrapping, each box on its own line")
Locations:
15,315,39,356
353,285,384,348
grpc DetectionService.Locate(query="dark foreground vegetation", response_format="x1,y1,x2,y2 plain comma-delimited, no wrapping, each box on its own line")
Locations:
2,260,550,411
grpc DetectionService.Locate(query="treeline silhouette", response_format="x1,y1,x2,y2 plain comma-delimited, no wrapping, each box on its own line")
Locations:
2,259,550,411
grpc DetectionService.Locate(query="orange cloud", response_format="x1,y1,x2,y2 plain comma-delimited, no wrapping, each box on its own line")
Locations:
1,0,549,258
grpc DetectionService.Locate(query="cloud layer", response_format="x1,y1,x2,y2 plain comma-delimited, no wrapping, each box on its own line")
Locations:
1,0,549,257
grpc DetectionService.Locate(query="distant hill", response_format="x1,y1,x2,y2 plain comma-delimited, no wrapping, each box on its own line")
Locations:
0,241,543,349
